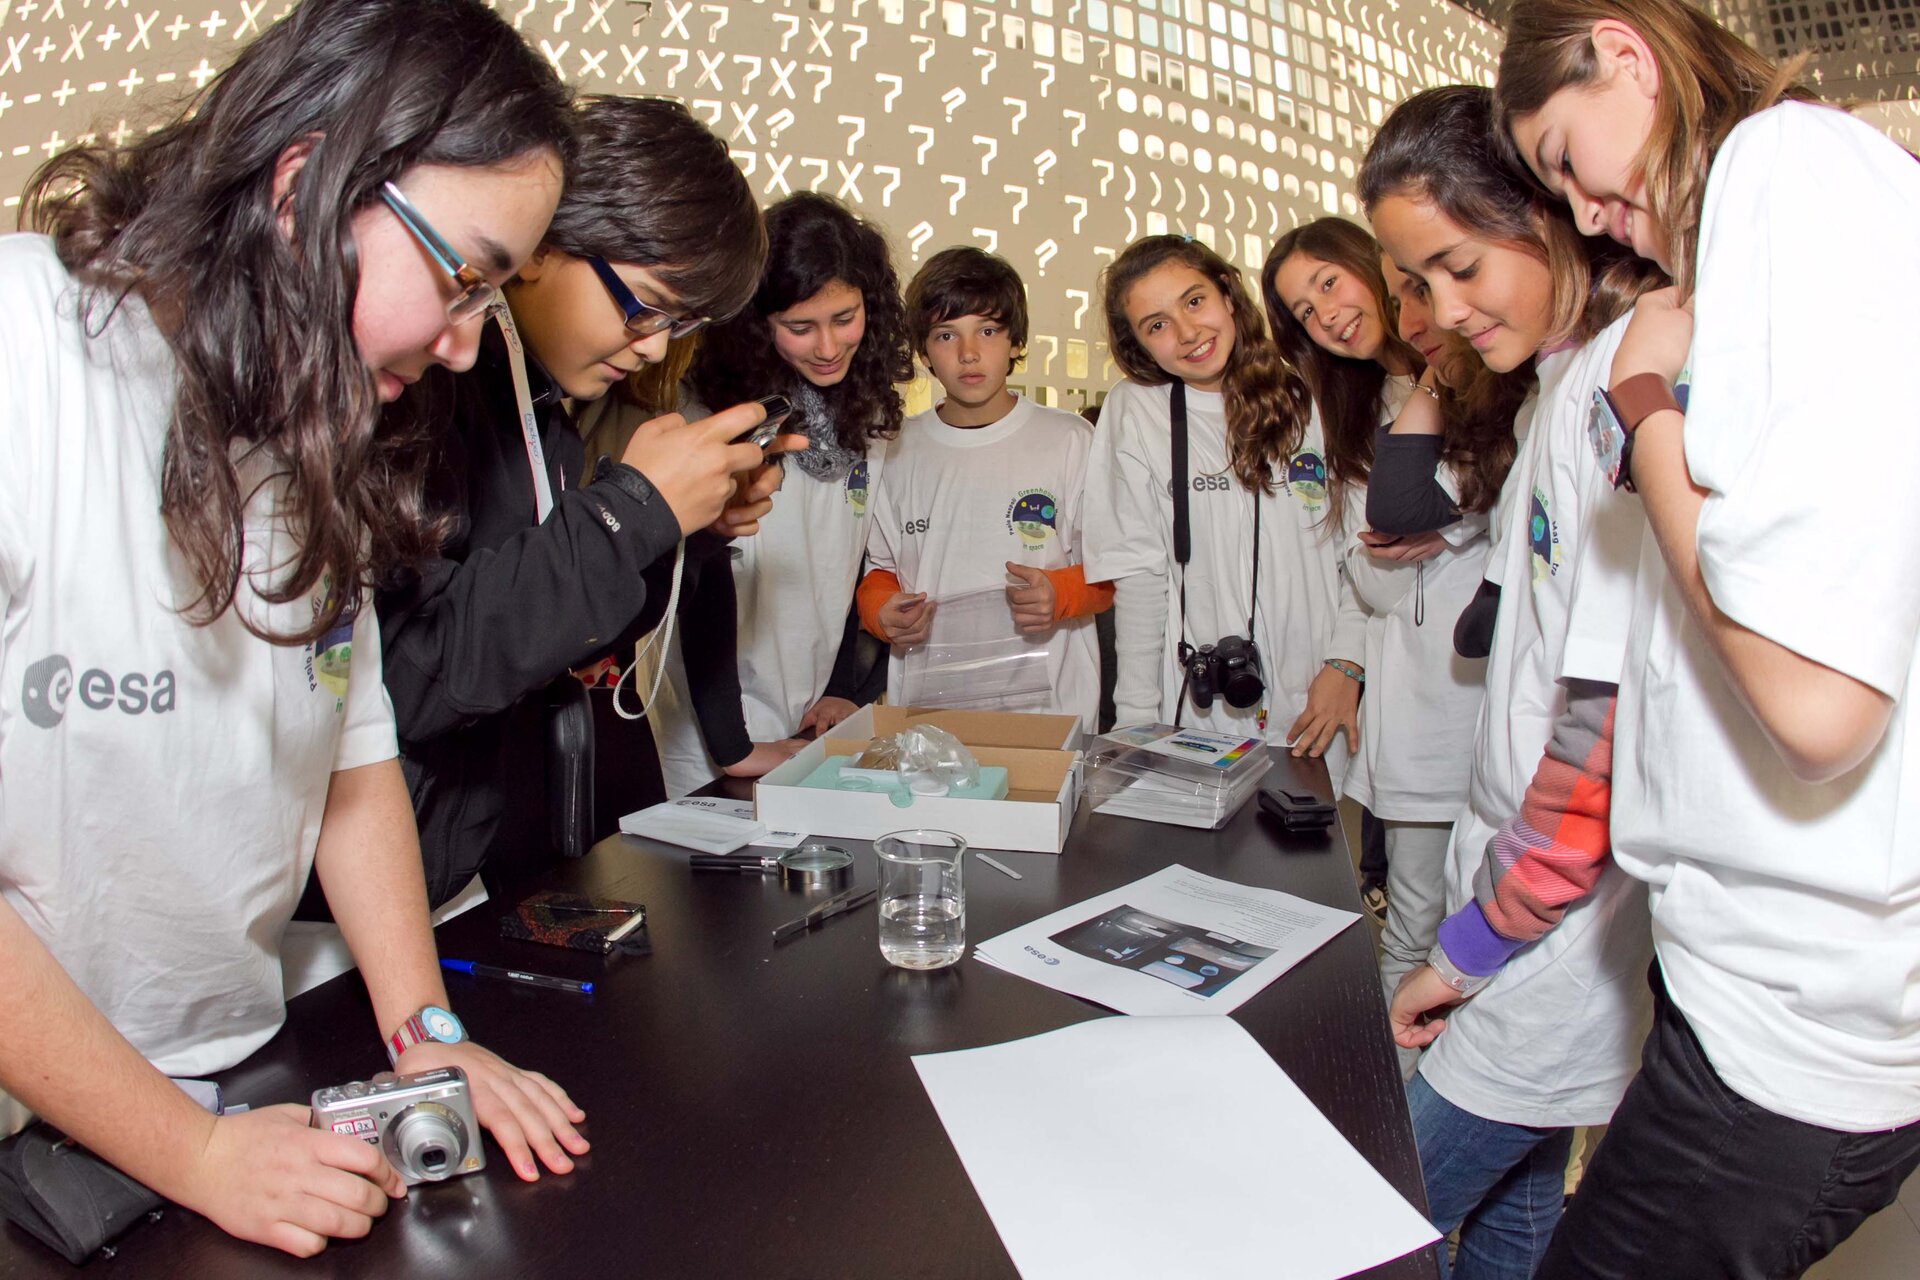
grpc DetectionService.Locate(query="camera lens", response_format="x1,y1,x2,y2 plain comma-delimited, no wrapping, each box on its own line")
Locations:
389,1103,468,1183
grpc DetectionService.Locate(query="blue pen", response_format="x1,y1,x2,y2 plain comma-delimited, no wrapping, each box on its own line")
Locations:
441,958,594,995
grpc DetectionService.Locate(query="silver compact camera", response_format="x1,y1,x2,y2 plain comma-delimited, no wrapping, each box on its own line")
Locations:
309,1066,485,1185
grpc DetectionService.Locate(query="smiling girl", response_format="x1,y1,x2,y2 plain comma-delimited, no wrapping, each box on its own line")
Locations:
644,194,913,796
1357,83,1665,1278
1264,219,1498,1076
1489,3,1920,1274
1083,235,1357,753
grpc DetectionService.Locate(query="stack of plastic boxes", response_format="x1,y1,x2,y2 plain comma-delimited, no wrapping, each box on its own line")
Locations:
1082,724,1272,829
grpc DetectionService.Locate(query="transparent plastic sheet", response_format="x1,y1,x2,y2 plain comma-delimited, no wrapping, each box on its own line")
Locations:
898,585,1051,712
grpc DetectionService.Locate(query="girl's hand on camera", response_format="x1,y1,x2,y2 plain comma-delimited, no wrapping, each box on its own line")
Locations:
395,1040,586,1184
180,1104,404,1258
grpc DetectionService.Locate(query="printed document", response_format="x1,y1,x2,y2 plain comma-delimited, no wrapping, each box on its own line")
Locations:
972,864,1357,1016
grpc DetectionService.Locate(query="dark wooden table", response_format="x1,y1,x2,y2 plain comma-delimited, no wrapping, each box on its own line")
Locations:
2,751,1435,1278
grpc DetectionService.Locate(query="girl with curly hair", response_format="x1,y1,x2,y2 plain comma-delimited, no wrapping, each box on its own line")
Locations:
649,193,912,795
1083,234,1364,755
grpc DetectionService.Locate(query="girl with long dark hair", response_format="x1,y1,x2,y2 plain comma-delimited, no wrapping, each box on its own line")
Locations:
649,193,913,797
1357,82,1665,1278
1084,234,1363,753
1490,2,1920,1271
0,0,587,1255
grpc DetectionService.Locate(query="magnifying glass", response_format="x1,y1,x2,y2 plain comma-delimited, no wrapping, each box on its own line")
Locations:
690,843,855,890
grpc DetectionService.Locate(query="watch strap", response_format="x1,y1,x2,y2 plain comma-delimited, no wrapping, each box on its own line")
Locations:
386,1005,464,1067
1427,943,1494,998
1605,373,1680,433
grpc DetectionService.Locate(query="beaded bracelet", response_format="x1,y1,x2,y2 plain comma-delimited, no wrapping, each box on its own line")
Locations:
1324,658,1365,685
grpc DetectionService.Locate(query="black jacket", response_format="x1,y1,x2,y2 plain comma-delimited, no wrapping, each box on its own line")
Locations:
377,329,747,905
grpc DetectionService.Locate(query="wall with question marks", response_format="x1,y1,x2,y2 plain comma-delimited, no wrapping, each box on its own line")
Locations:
0,0,1504,405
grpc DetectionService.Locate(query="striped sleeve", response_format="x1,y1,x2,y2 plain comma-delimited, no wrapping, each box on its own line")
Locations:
1435,679,1617,976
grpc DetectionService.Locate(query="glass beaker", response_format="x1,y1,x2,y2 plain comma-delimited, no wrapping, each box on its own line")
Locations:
874,829,967,969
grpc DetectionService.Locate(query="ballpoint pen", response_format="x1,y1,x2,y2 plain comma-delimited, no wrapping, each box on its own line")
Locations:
771,886,876,943
441,958,594,995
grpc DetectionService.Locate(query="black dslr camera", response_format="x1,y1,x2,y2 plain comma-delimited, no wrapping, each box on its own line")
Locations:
1182,635,1266,711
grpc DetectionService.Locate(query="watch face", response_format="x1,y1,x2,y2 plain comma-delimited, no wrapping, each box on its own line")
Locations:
1587,388,1626,488
422,1007,463,1043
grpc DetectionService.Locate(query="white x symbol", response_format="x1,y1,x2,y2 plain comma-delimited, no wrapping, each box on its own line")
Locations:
695,49,723,90
767,57,795,99
762,153,793,198
661,0,691,40
618,44,645,85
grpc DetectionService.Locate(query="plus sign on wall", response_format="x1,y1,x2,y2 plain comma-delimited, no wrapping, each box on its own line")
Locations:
0,0,1506,403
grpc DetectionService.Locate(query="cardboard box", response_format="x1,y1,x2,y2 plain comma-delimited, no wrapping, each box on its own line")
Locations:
753,705,1082,854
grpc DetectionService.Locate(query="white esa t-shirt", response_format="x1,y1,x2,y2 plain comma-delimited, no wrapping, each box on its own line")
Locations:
652,413,883,797
1609,103,1920,1131
0,235,397,1082
1083,378,1344,745
1419,317,1654,1128
865,398,1100,732
1340,378,1491,821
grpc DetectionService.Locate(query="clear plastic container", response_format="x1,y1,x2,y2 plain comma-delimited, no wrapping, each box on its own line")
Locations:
898,585,1051,711
1083,724,1272,829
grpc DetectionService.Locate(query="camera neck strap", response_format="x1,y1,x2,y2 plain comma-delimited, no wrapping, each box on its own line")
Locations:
493,302,556,525
1169,380,1261,661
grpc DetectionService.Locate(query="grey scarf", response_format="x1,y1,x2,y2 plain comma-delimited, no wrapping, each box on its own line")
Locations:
785,382,864,481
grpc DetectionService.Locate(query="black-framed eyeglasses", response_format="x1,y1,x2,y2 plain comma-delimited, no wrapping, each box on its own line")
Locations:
585,255,710,340
380,181,498,324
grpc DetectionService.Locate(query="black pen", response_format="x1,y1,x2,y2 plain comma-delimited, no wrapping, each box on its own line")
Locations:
690,853,781,872
441,958,594,995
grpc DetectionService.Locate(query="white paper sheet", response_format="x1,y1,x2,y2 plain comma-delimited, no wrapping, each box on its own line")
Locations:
913,1016,1440,1280
972,864,1359,1016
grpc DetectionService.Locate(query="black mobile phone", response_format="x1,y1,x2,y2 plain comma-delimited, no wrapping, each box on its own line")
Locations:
733,394,794,449
1256,779,1337,832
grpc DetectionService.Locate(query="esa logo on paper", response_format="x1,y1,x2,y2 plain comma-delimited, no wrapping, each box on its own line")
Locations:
1022,944,1061,966
20,654,177,728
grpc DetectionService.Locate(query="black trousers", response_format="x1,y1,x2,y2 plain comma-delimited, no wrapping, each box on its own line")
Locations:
1539,962,1920,1280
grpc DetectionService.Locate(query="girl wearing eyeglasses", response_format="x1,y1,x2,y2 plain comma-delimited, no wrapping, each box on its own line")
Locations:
0,0,598,1257
375,96,795,906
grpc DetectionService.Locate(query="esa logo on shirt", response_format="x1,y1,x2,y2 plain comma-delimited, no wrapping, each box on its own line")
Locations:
1284,451,1327,514
1530,487,1563,583
304,579,357,713
20,654,177,728
1005,489,1060,551
844,460,872,517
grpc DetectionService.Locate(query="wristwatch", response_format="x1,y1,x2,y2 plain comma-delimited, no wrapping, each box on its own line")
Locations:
1426,944,1493,999
386,1004,467,1068
1589,372,1680,492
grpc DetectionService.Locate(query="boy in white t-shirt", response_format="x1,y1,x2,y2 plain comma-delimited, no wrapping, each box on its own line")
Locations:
858,248,1109,731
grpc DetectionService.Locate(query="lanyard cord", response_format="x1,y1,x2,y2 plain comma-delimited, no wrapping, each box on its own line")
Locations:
492,303,556,524
1170,380,1263,720
496,301,681,720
